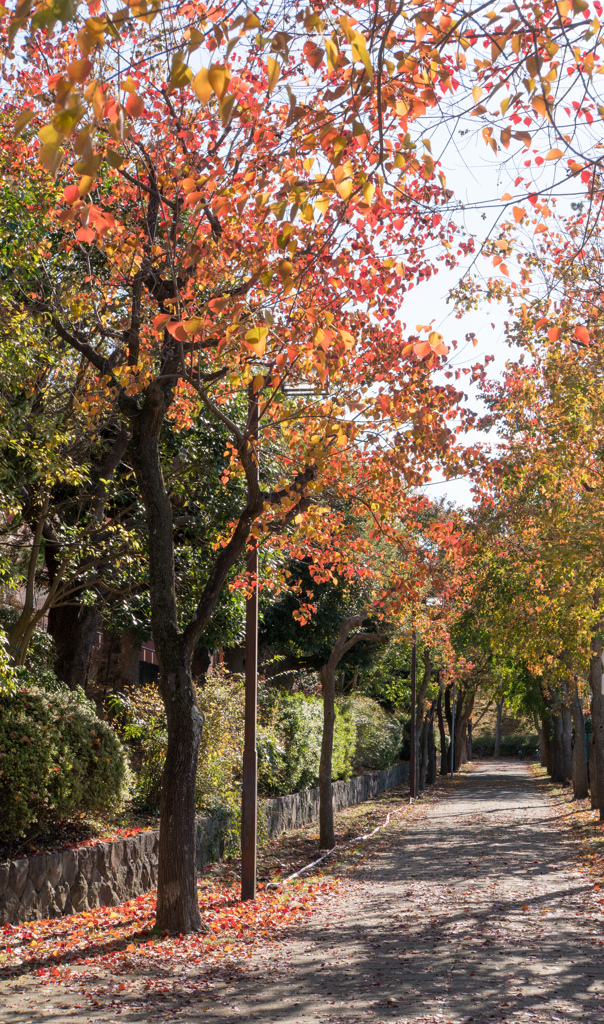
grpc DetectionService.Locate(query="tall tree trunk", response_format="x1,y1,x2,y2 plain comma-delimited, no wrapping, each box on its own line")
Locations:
571,683,589,800
494,697,504,757
589,635,604,821
467,718,473,761
551,714,565,783
129,394,203,934
590,694,599,810
419,710,429,791
114,629,143,691
318,614,387,849
541,715,552,774
319,661,336,849
414,648,432,792
426,700,437,784
47,603,102,691
438,685,449,775
561,684,573,785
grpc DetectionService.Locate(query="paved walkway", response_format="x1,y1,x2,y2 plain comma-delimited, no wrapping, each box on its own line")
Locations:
3,761,604,1023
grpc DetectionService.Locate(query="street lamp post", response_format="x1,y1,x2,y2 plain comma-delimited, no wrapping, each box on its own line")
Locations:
410,625,417,799
241,388,259,902
450,678,456,779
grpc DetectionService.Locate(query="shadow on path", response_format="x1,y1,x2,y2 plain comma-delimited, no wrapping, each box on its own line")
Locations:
3,761,603,1024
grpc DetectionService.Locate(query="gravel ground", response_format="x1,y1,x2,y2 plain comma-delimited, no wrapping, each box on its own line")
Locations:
2,760,603,1024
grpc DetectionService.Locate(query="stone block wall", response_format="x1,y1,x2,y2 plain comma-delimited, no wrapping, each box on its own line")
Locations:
262,761,409,836
0,762,408,925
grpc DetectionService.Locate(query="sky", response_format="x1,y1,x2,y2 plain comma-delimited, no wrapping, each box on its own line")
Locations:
404,124,589,508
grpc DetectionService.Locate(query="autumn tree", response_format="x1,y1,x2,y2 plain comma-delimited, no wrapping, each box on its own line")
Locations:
0,0,480,932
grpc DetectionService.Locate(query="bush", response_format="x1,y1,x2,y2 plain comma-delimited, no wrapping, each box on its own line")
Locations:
0,683,131,840
113,668,245,815
257,690,356,796
473,732,539,758
347,694,404,770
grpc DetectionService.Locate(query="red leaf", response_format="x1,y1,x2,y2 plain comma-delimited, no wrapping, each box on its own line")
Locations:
63,185,80,204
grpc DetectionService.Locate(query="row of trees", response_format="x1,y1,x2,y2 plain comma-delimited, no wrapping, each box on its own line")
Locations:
2,0,604,934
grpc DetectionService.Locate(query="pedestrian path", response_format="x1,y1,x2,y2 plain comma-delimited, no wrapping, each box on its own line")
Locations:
3,761,603,1023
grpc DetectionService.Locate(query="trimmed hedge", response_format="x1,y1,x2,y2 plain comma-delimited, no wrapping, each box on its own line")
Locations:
0,684,131,840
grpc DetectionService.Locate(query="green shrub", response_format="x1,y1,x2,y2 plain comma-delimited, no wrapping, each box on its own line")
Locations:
0,683,131,840
348,694,404,770
112,668,245,815
257,690,356,796
473,733,539,757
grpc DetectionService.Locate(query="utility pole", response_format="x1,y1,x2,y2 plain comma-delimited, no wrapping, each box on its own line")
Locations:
450,678,456,779
410,624,417,799
241,388,258,901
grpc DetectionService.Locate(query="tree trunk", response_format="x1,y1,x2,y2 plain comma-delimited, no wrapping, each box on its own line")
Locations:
115,630,143,691
318,613,386,849
561,686,573,785
426,700,437,784
453,688,474,771
419,710,429,792
571,683,589,800
438,686,449,775
319,662,336,849
129,391,203,934
47,603,102,691
551,714,565,783
589,635,604,821
467,718,473,761
414,648,432,792
541,715,552,774
590,694,599,810
494,697,504,757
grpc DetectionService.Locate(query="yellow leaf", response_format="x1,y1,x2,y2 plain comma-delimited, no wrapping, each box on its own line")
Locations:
192,68,212,104
472,85,483,103
219,93,236,126
336,179,352,200
314,195,329,214
13,109,35,137
351,41,372,79
324,37,339,71
208,64,231,99
245,326,268,357
267,57,280,95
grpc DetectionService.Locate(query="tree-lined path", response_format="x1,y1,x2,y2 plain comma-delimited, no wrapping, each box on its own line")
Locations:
3,762,604,1024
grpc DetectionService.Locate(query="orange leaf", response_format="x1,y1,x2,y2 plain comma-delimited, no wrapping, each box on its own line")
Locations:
126,943,136,952
512,206,525,222
167,321,187,342
63,184,80,203
547,327,562,342
126,93,145,118
413,341,432,359
545,148,564,160
574,325,590,346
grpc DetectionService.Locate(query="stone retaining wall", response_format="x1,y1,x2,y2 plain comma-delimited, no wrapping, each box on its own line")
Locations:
0,762,409,925
262,761,409,836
